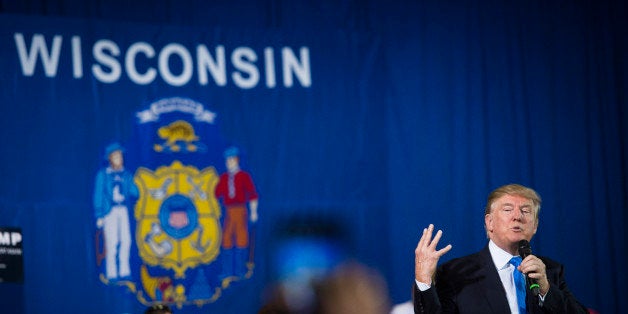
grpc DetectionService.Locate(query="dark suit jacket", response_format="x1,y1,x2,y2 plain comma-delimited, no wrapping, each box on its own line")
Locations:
413,245,588,313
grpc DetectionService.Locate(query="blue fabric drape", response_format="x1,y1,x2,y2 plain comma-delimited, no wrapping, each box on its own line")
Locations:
0,1,626,313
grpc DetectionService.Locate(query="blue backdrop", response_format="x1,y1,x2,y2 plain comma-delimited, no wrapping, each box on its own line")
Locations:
0,1,626,313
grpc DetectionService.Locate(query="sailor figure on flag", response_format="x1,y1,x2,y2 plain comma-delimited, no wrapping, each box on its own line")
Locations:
93,142,138,280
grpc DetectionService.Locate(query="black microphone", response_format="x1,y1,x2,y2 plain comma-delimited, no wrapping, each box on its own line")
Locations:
518,239,540,297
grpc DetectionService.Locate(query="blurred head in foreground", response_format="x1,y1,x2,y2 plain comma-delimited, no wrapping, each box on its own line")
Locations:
145,304,172,314
259,261,390,314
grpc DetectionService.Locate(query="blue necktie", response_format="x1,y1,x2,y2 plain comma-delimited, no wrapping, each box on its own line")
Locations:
509,256,527,314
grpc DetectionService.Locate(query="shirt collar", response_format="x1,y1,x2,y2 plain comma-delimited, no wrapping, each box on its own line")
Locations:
106,166,124,174
488,239,517,270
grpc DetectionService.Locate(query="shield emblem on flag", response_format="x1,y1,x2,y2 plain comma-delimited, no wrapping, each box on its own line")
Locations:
135,161,222,278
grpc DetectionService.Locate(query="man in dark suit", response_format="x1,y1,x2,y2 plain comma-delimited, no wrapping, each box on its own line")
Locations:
413,184,587,313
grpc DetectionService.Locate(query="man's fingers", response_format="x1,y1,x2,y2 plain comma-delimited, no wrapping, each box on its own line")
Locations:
420,227,428,246
416,224,433,249
416,225,451,260
520,256,544,271
425,224,434,241
519,256,547,284
429,229,444,249
416,227,427,251
437,244,452,257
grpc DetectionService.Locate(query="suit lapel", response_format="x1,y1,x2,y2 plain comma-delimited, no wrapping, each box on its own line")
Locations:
478,245,512,313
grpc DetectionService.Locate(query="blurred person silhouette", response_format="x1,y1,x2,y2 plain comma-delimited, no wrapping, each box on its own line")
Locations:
314,261,391,314
259,261,391,314
144,304,172,314
258,214,391,314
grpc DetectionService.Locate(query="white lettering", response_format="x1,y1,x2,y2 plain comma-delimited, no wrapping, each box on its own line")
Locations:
232,47,259,89
283,47,311,87
264,47,276,88
197,45,227,86
0,232,22,246
92,39,121,83
14,33,63,77
126,42,157,85
71,36,83,78
159,43,193,86
3,248,22,255
0,232,9,245
14,33,312,89
11,232,22,246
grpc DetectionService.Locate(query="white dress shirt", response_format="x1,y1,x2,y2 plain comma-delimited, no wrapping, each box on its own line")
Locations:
488,240,520,314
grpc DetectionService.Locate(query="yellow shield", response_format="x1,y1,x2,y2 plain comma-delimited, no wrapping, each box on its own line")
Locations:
134,161,221,278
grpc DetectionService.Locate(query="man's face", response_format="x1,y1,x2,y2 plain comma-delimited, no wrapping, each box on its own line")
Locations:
109,150,123,170
226,156,239,172
485,194,538,253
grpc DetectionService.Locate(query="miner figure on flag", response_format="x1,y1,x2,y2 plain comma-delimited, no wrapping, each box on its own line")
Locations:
214,146,259,279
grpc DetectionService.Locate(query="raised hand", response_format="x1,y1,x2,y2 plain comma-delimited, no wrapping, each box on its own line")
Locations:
415,224,452,285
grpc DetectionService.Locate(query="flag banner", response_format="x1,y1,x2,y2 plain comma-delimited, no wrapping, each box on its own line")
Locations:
0,13,382,313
